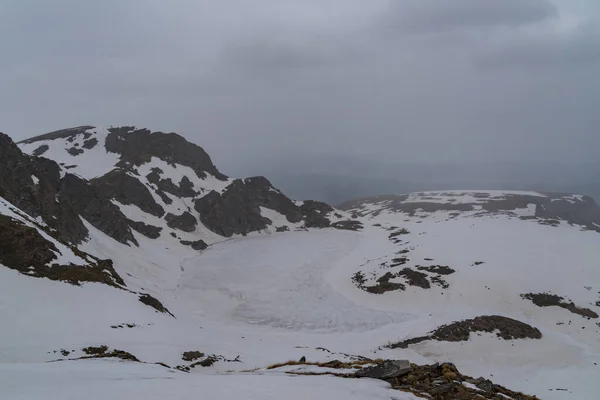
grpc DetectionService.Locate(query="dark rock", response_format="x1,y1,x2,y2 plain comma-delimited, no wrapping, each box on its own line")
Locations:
128,220,162,239
0,215,125,287
105,126,227,180
138,294,174,317
59,174,137,245
416,265,455,275
178,176,197,197
180,239,207,250
388,315,542,349
18,126,95,144
355,359,412,379
194,177,301,237
67,147,84,156
92,169,165,218
397,268,431,289
155,189,173,205
299,356,306,363
276,226,290,232
194,177,339,237
83,345,108,355
0,133,136,245
82,138,98,149
146,168,198,198
182,351,205,362
32,144,49,157
330,220,363,231
165,211,197,232
522,292,599,319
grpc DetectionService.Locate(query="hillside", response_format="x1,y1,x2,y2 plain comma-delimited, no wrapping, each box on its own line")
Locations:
1,127,599,399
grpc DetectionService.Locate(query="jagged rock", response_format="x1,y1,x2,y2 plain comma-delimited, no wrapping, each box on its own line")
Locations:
178,176,197,197
18,126,95,145
146,168,197,198
165,212,197,232
194,177,335,237
355,359,412,379
0,214,124,287
138,294,174,317
92,169,165,218
0,133,136,245
128,220,162,239
300,200,333,228
104,126,227,180
276,226,290,232
59,174,137,245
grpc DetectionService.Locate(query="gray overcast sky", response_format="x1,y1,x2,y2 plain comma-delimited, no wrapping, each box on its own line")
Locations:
1,0,599,180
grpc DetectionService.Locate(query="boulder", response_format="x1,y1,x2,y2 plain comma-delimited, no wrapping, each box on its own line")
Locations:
355,359,412,379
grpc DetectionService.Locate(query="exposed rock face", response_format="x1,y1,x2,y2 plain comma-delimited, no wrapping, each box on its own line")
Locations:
104,126,227,180
31,144,49,157
92,169,165,218
194,176,335,237
128,220,162,239
18,126,95,145
146,168,197,198
165,211,197,232
0,214,124,287
139,294,174,317
0,133,135,245
299,200,334,228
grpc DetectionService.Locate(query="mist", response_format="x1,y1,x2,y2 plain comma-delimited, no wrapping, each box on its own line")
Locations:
1,0,599,203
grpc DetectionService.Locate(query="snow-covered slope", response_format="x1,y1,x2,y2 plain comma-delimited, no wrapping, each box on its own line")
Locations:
3,125,600,399
17,126,357,253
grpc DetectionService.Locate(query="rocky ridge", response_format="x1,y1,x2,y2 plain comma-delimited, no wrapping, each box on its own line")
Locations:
13,126,361,249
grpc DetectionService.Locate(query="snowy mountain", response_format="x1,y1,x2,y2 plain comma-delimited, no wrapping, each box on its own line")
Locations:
1,127,599,399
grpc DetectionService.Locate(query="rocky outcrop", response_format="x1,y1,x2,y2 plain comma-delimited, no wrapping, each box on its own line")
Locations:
0,214,124,287
387,315,542,349
0,133,135,245
165,212,197,232
355,359,411,379
128,220,162,239
194,176,337,237
17,126,95,145
91,169,165,218
146,168,197,198
180,239,208,250
105,126,227,180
